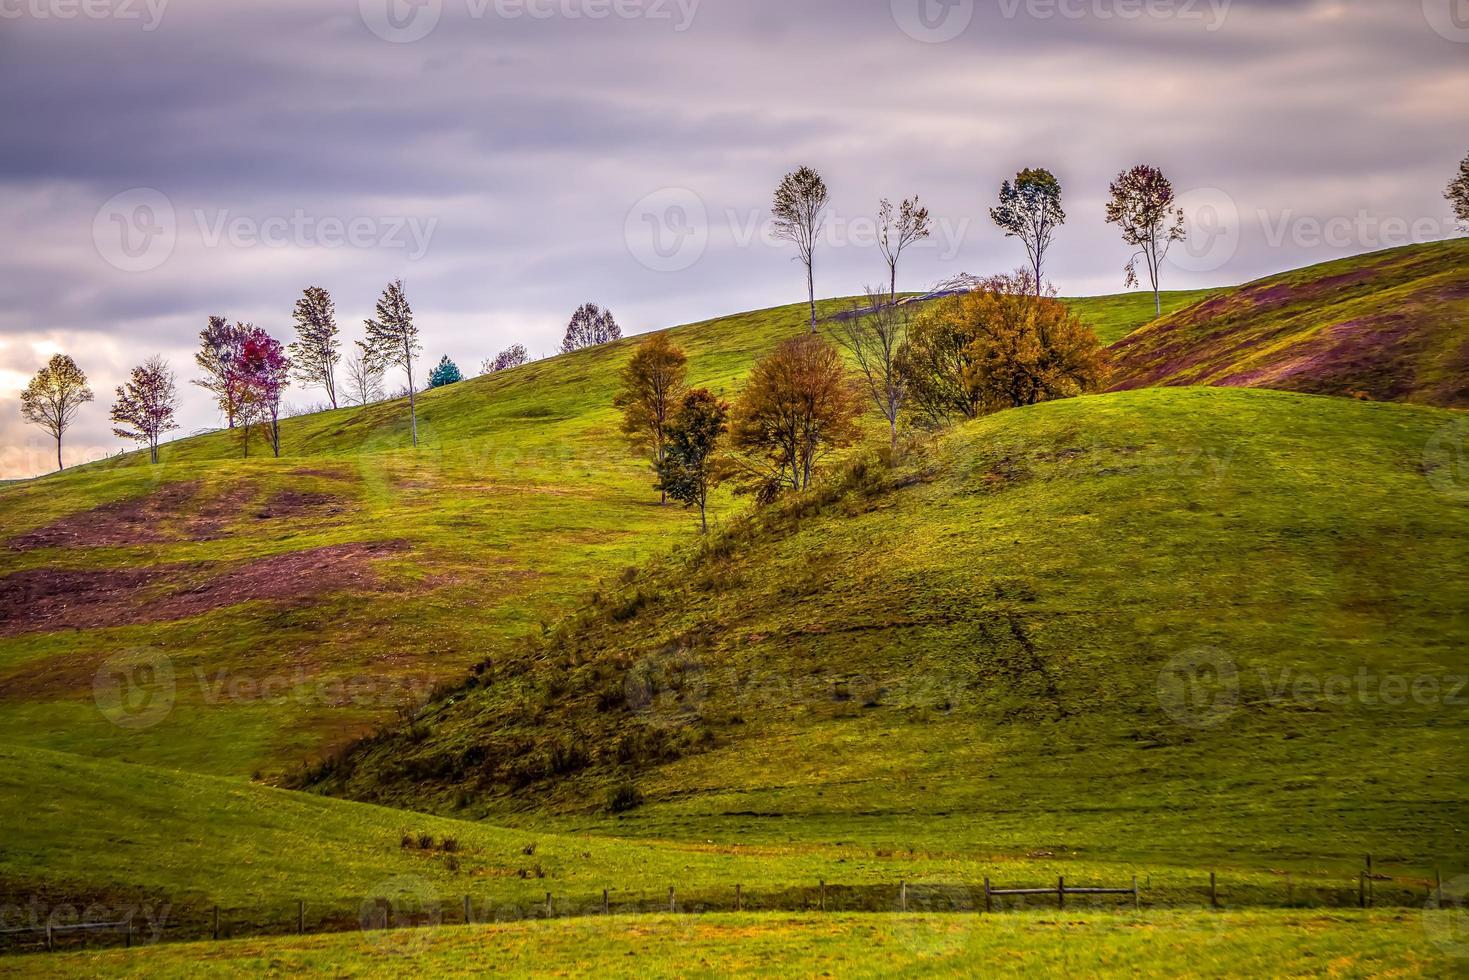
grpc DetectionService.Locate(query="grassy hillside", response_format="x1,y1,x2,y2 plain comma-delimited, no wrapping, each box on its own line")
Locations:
16,911,1456,977
1109,240,1469,405
309,386,1469,873
0,294,1163,777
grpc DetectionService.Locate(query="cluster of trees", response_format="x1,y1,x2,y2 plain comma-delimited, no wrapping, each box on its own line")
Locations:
19,153,1469,474
17,280,623,468
770,160,1211,321
616,267,1108,532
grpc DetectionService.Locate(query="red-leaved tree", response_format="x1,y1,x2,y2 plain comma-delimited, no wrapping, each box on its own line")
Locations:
239,327,291,458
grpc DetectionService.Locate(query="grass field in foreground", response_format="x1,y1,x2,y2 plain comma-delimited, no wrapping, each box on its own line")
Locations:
8,911,1461,978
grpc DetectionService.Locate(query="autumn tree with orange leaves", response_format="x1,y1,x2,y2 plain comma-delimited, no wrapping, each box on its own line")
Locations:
615,332,688,503
729,333,860,499
898,270,1108,425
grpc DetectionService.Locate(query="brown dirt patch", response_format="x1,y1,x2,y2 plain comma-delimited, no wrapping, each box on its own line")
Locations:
251,489,347,521
0,541,409,640
8,481,259,551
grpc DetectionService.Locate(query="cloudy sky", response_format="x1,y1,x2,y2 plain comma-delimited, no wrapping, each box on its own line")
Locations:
1,0,1465,477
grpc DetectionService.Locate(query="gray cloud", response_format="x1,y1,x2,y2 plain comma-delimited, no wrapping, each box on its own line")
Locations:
1,0,1466,476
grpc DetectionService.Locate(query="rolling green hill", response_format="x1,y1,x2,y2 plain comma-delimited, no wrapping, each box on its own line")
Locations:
309,386,1469,872
0,293,1165,777
2,249,1466,955
1109,240,1469,405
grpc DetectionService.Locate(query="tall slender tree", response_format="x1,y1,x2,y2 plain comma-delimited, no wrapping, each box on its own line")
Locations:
1448,151,1469,231
876,197,931,305
20,353,93,471
990,168,1065,296
835,287,908,451
614,333,688,503
111,356,179,465
288,286,341,409
772,166,829,333
1105,165,1187,316
361,279,422,446
193,316,247,428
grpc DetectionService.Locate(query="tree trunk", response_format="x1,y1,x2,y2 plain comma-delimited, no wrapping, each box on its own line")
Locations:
806,261,816,333
889,263,897,307
889,415,898,453
406,353,419,448
56,435,63,472
1154,287,1161,317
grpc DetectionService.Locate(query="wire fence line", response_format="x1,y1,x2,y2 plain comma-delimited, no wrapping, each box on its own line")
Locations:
2,866,1461,956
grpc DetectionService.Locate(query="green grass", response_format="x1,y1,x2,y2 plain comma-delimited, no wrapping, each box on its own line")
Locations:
12,911,1460,977
1110,239,1469,406
0,291,1193,778
1064,289,1217,344
2,252,1466,972
315,386,1469,877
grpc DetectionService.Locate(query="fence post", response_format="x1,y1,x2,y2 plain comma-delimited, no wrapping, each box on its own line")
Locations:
820,881,826,912
212,906,219,940
899,881,906,913
1436,869,1443,908
463,896,470,925
45,921,53,952
603,889,610,915
1058,876,1064,911
126,921,132,949
1132,876,1140,912
668,887,676,913
1358,874,1365,909
298,900,305,935
1209,873,1218,909
984,877,992,914
736,884,743,912
545,893,552,917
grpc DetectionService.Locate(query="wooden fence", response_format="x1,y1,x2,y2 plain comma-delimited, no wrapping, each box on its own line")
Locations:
2,861,1459,956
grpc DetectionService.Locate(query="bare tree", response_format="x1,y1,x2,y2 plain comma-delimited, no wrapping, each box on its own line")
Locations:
20,353,93,471
772,166,830,333
876,197,931,305
288,286,341,409
990,168,1065,297
1105,165,1187,316
482,344,530,374
835,287,908,451
344,349,385,406
561,304,621,353
110,356,179,465
361,279,422,446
